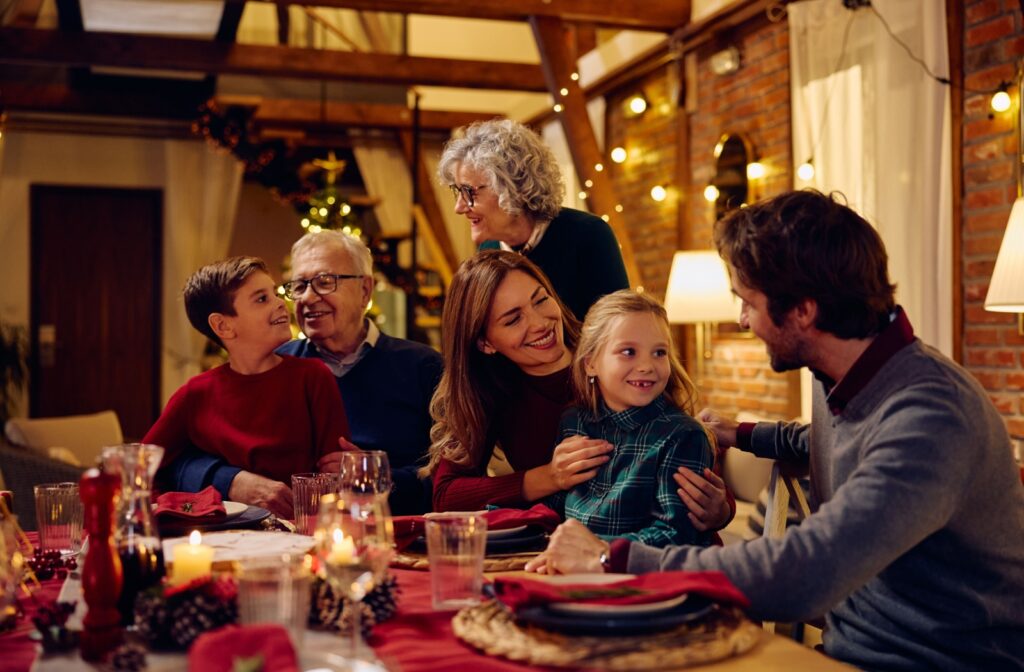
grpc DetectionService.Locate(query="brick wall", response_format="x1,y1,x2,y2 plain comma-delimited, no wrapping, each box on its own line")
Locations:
961,0,1024,448
605,15,800,421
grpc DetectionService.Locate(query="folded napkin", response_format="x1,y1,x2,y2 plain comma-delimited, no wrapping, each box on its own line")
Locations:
154,485,227,520
392,503,562,551
188,624,298,672
493,571,750,612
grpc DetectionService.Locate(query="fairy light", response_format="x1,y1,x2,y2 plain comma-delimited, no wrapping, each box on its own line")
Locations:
703,184,720,202
584,179,594,188
650,185,668,202
553,103,564,113
594,163,604,172
746,162,766,180
570,72,580,81
628,95,648,115
610,147,628,163
559,87,569,96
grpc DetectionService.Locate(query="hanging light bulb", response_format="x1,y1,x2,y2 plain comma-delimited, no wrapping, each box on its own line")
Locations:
703,184,720,202
610,147,628,163
627,95,648,115
650,185,668,202
746,162,766,180
797,159,815,181
990,87,1011,113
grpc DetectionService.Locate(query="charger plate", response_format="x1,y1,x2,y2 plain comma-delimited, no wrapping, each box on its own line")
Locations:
452,599,761,670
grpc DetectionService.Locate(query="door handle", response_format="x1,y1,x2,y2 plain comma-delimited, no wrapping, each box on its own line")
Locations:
38,324,56,367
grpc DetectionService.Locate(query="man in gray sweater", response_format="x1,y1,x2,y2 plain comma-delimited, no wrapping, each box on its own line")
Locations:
527,190,1024,670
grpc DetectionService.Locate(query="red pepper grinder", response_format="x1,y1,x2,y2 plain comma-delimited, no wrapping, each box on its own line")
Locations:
79,468,123,663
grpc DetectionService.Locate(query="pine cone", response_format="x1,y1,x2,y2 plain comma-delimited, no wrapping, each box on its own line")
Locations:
168,590,237,649
110,643,147,672
134,587,172,649
309,573,399,638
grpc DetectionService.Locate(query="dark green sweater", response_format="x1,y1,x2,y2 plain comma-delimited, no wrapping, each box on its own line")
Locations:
480,207,629,321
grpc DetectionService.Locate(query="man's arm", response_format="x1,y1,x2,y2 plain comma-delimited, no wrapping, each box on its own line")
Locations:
160,448,293,518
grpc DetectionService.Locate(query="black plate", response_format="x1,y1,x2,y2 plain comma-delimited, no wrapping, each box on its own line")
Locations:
405,525,548,555
515,595,716,636
157,505,271,536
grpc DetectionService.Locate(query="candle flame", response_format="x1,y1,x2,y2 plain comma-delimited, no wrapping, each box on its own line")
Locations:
189,530,201,546
332,528,344,545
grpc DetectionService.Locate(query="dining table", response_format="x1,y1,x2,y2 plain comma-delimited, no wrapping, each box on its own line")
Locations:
1,532,854,671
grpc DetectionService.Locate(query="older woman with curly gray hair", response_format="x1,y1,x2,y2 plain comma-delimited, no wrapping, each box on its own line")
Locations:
439,118,629,321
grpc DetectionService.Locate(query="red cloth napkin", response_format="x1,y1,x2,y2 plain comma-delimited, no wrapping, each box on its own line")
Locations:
188,624,298,672
392,504,562,551
154,485,227,520
493,570,750,612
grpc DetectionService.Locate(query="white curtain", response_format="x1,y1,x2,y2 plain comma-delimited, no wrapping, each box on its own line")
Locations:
351,137,413,239
161,142,244,404
789,0,952,356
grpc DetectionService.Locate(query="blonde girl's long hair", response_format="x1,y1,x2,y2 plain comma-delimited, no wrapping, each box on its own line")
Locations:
421,250,580,478
571,290,701,418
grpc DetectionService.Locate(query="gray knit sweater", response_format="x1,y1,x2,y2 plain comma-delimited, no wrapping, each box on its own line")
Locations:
626,339,1024,670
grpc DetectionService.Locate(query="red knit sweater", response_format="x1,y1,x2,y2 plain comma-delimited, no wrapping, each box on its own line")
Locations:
148,356,349,486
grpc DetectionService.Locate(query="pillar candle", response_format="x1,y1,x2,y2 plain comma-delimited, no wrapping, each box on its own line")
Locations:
171,530,214,585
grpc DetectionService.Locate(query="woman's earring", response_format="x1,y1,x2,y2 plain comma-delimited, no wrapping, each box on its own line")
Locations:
588,375,596,385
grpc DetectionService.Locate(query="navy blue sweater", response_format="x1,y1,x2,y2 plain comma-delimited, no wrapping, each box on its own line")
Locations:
165,333,441,515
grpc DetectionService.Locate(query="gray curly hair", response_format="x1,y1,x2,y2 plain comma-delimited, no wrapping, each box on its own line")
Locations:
438,119,565,223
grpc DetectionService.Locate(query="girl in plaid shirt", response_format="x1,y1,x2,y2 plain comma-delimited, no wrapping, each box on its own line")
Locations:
547,290,716,548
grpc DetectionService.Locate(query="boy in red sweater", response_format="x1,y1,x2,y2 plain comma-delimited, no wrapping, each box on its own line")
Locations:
147,256,349,517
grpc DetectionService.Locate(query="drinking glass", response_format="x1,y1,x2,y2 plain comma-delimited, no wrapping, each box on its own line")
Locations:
337,451,391,496
313,491,393,661
292,473,337,535
424,512,487,610
237,553,312,646
33,483,83,556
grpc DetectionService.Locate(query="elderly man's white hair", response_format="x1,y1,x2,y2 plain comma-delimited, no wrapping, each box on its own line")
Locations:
290,230,373,276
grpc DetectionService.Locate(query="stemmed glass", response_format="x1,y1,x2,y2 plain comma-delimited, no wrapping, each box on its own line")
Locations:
313,491,393,662
337,451,392,496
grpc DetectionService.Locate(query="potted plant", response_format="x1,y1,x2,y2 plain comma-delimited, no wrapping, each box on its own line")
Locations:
0,322,28,426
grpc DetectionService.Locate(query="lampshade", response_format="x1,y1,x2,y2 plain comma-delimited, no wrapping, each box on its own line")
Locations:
984,198,1024,312
665,251,739,324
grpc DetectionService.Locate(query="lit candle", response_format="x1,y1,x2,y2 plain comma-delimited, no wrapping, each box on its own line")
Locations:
327,528,356,566
170,530,214,585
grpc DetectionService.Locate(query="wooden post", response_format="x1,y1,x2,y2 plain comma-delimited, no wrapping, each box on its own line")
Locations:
530,15,641,288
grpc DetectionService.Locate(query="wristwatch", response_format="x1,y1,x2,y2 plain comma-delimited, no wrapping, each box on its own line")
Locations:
598,546,612,573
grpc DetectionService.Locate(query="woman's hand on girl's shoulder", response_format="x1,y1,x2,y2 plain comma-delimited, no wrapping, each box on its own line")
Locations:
674,467,731,531
549,435,613,490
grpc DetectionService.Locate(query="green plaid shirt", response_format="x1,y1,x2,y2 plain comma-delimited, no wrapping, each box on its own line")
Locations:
547,395,714,548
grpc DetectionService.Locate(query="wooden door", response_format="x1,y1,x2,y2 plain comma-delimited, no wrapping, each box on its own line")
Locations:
30,185,162,441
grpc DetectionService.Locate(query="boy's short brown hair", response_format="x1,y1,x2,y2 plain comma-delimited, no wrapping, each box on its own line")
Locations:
183,256,269,348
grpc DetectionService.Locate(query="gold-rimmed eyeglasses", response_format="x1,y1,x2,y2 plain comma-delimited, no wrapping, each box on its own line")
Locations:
281,272,364,300
448,184,488,208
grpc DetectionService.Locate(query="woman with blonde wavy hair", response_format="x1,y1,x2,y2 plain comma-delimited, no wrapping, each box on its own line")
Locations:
424,251,732,528
438,118,629,321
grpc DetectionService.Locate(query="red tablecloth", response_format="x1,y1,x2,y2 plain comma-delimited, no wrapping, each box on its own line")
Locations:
0,533,561,672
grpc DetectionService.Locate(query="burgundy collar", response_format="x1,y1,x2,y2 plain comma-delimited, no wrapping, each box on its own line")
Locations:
821,307,914,415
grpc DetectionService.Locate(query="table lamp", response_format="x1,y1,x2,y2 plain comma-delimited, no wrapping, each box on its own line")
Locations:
665,250,739,379
984,198,1024,335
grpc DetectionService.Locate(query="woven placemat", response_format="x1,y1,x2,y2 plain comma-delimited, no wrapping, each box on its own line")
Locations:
391,551,539,572
452,599,761,669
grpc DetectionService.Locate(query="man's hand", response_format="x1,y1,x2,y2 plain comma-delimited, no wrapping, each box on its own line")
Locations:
675,466,731,531
697,408,740,449
318,437,363,472
525,519,609,575
227,470,294,519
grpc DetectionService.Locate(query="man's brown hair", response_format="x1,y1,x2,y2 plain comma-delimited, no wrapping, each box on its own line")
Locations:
714,190,896,339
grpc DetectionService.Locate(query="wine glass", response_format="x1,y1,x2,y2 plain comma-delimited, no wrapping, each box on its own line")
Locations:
337,451,392,497
313,491,393,662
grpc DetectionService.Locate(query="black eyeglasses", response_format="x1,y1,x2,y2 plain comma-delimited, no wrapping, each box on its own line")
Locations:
281,273,364,300
448,184,488,208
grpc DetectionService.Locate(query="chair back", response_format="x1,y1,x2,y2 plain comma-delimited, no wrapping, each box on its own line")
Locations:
4,411,124,467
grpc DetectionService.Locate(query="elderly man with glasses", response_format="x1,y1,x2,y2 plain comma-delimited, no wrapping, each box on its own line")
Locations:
165,231,442,516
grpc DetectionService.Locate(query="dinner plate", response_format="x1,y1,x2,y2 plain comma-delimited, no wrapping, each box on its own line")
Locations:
516,595,716,636
158,505,272,535
487,525,528,539
548,592,689,616
222,501,247,520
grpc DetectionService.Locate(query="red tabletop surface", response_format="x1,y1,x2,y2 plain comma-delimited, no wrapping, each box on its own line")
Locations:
0,533,560,672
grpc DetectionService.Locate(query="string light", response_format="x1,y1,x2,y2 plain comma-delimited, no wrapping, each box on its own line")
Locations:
553,103,564,113
614,204,624,213
578,191,588,200
301,218,311,228
610,147,628,163
627,95,648,115
746,162,766,180
601,214,610,222
594,163,604,172
584,179,594,188
559,87,569,96
797,160,815,181
991,86,1011,113
703,184,720,202
650,185,668,202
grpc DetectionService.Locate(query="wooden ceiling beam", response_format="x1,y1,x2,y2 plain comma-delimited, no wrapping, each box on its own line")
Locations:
226,0,689,31
218,96,498,131
0,27,548,91
529,15,641,288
